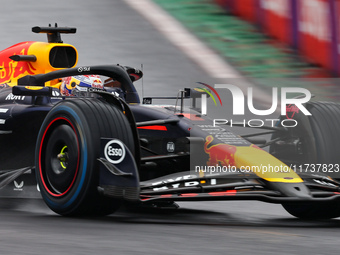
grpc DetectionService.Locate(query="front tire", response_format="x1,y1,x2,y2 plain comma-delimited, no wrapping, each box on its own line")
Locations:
36,98,135,216
273,102,340,219
282,202,340,219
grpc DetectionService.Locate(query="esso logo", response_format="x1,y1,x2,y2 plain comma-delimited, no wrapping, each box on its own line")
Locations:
104,139,126,164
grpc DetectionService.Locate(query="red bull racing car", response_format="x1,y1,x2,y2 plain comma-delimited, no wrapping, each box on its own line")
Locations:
1,25,340,219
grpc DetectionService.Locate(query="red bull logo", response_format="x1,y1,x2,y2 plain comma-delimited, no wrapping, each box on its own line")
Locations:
204,135,237,166
0,42,36,84
91,78,103,89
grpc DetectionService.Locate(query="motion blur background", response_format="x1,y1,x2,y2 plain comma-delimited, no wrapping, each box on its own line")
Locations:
214,0,339,78
155,0,340,101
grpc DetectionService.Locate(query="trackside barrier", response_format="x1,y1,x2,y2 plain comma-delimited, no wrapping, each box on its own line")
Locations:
214,0,340,76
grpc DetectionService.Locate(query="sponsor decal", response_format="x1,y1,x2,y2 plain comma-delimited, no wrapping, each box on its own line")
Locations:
204,135,237,166
91,78,103,89
143,98,152,104
149,174,219,191
104,139,126,164
151,175,201,191
14,180,24,191
167,142,175,152
75,85,88,92
5,93,25,101
52,90,60,97
0,42,36,84
286,104,300,119
77,66,90,73
87,87,104,93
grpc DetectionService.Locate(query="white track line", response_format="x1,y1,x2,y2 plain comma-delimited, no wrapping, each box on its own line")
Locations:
123,0,241,79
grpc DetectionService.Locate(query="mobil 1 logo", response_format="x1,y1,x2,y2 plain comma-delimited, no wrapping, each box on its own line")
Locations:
104,139,126,164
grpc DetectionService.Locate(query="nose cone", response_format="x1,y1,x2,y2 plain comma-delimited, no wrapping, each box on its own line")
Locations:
234,146,303,183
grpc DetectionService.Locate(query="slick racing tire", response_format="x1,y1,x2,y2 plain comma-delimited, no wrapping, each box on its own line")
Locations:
35,98,135,216
273,101,340,219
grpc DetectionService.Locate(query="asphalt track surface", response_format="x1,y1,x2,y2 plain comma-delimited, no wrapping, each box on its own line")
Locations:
0,0,339,254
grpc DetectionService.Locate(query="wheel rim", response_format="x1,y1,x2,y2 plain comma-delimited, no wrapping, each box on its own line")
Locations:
39,117,80,197
58,145,68,170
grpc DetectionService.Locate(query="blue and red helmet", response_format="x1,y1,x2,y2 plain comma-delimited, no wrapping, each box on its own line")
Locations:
60,75,103,96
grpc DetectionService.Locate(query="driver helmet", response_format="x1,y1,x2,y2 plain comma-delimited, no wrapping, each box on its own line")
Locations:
60,75,103,96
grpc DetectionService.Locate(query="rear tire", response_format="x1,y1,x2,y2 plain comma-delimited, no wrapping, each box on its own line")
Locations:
36,98,135,216
302,102,340,165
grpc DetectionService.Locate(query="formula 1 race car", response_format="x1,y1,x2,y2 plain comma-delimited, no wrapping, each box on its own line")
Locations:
1,25,340,219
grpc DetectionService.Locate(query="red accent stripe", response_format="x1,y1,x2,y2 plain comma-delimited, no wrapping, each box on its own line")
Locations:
130,73,141,79
39,117,80,197
180,193,198,197
138,125,167,131
208,190,237,196
160,194,173,198
140,195,153,201
197,82,223,106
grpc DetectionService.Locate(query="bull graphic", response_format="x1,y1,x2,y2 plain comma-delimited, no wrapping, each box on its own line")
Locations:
204,135,237,166
0,42,36,84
